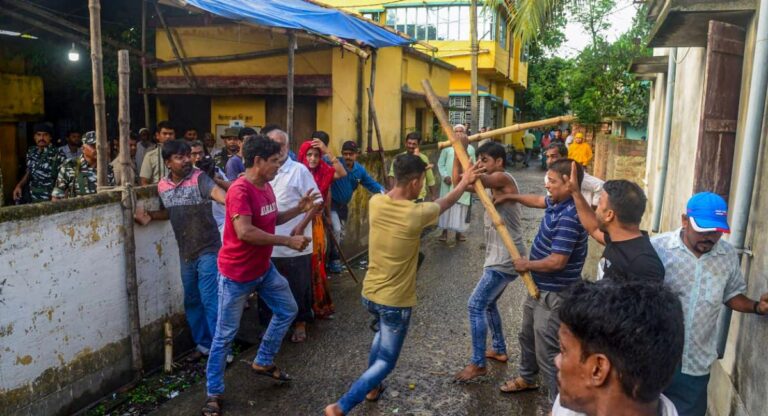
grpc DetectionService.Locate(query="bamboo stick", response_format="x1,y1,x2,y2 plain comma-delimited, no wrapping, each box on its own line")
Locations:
437,115,577,149
287,32,296,140
367,87,388,189
119,50,143,378
164,321,173,374
154,1,197,88
89,0,109,188
141,0,150,128
366,50,377,152
422,80,539,299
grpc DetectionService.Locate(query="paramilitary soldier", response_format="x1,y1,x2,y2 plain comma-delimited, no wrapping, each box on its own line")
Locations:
51,131,114,200
13,123,67,203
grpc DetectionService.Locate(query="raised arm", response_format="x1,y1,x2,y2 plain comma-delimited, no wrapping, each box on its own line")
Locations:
565,161,604,245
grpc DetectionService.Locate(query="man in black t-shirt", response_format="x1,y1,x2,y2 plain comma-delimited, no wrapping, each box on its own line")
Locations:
563,162,664,283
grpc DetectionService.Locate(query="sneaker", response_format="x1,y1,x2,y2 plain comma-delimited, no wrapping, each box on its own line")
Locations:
327,261,343,274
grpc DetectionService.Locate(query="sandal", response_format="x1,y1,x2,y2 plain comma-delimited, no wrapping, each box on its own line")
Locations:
456,234,467,242
201,396,222,416
251,364,293,381
438,234,448,242
365,384,387,402
291,326,307,343
186,350,205,363
499,376,539,393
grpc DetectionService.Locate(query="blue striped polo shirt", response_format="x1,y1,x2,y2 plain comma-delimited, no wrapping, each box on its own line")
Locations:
530,197,588,292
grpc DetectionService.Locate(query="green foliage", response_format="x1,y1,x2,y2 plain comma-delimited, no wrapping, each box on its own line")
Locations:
522,2,652,127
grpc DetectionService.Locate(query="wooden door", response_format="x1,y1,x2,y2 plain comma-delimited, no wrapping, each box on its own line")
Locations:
165,95,212,138
265,96,317,155
693,21,746,200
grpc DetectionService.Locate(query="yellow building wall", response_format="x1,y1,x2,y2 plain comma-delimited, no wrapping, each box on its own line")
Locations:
156,98,169,124
0,74,44,121
364,47,404,151
155,26,332,77
208,96,266,147
328,48,361,152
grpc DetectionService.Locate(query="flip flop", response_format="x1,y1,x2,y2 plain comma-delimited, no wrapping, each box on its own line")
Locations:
499,376,539,393
201,396,222,416
251,364,292,381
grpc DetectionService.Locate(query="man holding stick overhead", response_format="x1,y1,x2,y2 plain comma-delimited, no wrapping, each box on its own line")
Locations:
324,153,481,416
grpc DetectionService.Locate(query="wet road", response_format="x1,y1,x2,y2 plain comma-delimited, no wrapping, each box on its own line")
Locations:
152,164,551,416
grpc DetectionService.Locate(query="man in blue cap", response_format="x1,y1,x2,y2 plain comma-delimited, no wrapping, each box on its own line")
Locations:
651,192,768,416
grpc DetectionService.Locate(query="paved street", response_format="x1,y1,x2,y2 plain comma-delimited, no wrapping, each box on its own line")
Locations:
152,164,551,416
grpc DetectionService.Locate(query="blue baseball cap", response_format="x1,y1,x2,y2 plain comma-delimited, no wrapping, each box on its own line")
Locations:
687,192,730,233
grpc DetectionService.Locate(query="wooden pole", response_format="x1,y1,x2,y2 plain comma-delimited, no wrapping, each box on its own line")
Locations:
323,218,359,284
356,56,364,146
422,79,539,299
470,0,479,133
89,0,109,188
147,44,333,69
287,32,296,139
119,50,144,378
141,0,150,128
437,115,577,149
366,50,377,152
153,1,196,88
164,321,173,373
118,50,135,187
367,87,388,189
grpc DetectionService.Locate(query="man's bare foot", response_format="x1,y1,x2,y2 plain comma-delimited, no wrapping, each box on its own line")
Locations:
454,363,487,381
365,384,386,401
324,403,344,416
485,350,508,363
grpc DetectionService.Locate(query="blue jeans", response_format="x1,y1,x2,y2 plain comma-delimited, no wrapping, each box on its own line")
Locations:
206,263,298,396
468,268,517,366
179,252,220,353
338,298,412,413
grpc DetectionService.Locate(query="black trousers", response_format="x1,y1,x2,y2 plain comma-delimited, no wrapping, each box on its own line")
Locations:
259,254,314,325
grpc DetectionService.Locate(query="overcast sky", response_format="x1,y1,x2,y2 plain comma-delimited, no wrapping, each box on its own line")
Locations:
555,0,640,57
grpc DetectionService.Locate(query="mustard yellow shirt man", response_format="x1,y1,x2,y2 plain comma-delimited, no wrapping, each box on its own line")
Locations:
568,133,593,167
362,194,440,307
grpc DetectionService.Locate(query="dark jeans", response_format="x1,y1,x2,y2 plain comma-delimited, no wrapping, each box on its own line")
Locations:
523,148,533,165
259,254,314,324
663,366,710,416
337,297,412,413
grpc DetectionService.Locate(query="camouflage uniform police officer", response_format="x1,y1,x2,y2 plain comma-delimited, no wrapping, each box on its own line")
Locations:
51,131,114,200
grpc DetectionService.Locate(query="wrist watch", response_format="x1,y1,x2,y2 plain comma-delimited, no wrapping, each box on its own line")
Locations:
754,301,763,315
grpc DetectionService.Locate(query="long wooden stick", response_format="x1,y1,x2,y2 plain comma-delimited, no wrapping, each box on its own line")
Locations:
423,80,539,299
367,87,388,189
323,218,359,284
437,115,577,149
89,0,109,188
154,1,196,88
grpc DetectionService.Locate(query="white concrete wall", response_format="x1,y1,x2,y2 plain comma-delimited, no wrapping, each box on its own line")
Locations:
0,193,183,414
643,11,768,416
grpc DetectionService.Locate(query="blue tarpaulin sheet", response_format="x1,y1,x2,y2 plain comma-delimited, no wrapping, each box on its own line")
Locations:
184,0,412,48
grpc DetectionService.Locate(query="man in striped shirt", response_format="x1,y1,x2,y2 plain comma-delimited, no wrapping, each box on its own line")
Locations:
495,158,588,403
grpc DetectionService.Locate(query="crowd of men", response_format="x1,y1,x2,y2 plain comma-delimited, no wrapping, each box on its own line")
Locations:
7,120,768,416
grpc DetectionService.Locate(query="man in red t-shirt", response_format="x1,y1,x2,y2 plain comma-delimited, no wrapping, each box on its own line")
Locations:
203,135,318,416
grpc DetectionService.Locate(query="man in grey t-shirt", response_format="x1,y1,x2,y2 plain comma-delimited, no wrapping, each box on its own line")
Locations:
455,142,527,382
135,140,228,361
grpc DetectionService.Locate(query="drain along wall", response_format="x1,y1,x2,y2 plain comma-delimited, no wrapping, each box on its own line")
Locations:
0,191,186,415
